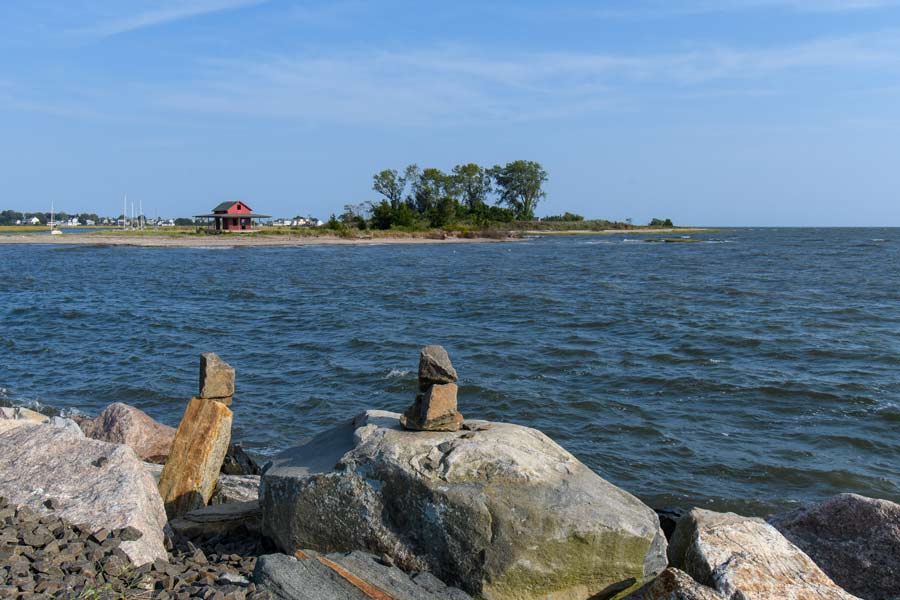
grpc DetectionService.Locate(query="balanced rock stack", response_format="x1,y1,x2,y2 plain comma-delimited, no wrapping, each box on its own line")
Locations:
400,345,464,431
158,352,235,519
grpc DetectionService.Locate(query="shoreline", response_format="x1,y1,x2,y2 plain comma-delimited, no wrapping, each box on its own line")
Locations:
0,233,521,247
522,227,716,235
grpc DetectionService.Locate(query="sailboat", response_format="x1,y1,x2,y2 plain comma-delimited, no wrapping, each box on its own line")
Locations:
50,201,63,235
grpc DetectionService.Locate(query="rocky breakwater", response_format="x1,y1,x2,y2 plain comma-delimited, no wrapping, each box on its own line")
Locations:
260,346,667,600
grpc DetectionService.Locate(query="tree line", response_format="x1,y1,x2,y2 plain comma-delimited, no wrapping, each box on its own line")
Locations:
0,210,104,226
332,160,549,230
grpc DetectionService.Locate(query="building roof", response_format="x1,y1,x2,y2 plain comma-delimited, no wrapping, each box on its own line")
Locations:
212,200,246,212
193,212,270,218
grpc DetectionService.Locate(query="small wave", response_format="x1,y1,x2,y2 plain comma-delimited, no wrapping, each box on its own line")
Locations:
385,368,410,379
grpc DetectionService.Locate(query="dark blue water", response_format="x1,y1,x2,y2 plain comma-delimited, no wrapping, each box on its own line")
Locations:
1,229,898,515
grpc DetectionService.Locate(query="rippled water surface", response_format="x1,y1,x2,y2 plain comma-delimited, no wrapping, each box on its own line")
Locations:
2,228,898,515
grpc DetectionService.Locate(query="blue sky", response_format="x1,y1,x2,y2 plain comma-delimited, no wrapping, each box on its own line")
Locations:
2,0,900,225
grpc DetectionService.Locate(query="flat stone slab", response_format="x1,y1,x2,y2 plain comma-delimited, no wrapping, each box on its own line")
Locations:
254,550,472,600
0,425,168,566
169,500,260,538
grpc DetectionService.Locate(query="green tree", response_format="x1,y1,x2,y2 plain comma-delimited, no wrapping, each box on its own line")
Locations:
451,163,491,210
370,200,394,229
427,197,456,228
649,218,674,227
412,168,448,215
490,160,548,220
373,169,406,208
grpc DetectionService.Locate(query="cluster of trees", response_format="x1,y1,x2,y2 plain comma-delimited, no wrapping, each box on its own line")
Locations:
331,160,549,230
0,210,103,225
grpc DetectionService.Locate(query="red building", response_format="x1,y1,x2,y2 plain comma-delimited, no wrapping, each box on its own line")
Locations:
194,201,270,232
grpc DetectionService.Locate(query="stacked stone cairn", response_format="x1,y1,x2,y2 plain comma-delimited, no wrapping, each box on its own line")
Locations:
400,345,464,432
158,353,235,519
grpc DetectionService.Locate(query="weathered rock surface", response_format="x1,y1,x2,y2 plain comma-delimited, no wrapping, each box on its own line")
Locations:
417,344,458,387
78,402,176,462
0,405,48,423
170,500,261,538
624,568,727,600
401,383,464,432
212,474,261,504
0,424,168,566
223,442,262,475
145,462,260,504
200,352,235,402
260,410,667,600
769,493,900,600
159,397,233,518
253,550,472,600
669,508,861,600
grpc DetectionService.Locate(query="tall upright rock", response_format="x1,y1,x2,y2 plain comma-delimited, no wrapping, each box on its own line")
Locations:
158,353,235,518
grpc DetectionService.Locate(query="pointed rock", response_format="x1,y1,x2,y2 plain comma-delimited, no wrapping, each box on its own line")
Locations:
417,345,458,387
158,397,232,519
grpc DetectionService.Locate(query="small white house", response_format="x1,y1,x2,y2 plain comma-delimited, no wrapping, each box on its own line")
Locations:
29,216,41,225
85,219,95,226
66,217,80,226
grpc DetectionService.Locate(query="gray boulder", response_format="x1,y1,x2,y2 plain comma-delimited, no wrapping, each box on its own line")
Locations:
260,410,666,600
769,493,900,600
669,508,861,600
254,550,472,600
418,345,458,387
624,568,726,600
0,425,168,566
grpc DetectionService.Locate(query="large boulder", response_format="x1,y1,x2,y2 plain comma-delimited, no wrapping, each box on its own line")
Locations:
769,493,900,600
669,508,861,600
260,410,667,600
78,402,176,462
0,424,168,566
254,550,473,600
624,568,726,600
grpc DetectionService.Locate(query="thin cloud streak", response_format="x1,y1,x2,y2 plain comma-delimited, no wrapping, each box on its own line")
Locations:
152,30,900,124
75,0,267,37
584,0,900,18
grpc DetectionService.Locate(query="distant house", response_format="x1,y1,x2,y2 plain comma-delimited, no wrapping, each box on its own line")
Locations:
85,219,95,226
194,201,270,232
66,217,80,226
29,216,41,225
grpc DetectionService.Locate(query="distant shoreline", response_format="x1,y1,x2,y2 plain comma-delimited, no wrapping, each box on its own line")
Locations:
0,232,521,247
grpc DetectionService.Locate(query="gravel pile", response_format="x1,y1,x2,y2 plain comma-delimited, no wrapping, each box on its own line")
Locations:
1,496,275,599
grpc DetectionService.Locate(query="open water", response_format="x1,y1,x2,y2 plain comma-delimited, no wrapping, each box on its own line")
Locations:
1,228,898,515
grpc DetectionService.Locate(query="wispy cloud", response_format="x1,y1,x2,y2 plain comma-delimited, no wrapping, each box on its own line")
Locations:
76,0,267,37
584,0,900,18
152,30,900,124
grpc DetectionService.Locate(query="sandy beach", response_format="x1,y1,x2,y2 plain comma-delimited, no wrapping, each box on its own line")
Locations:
0,233,520,247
